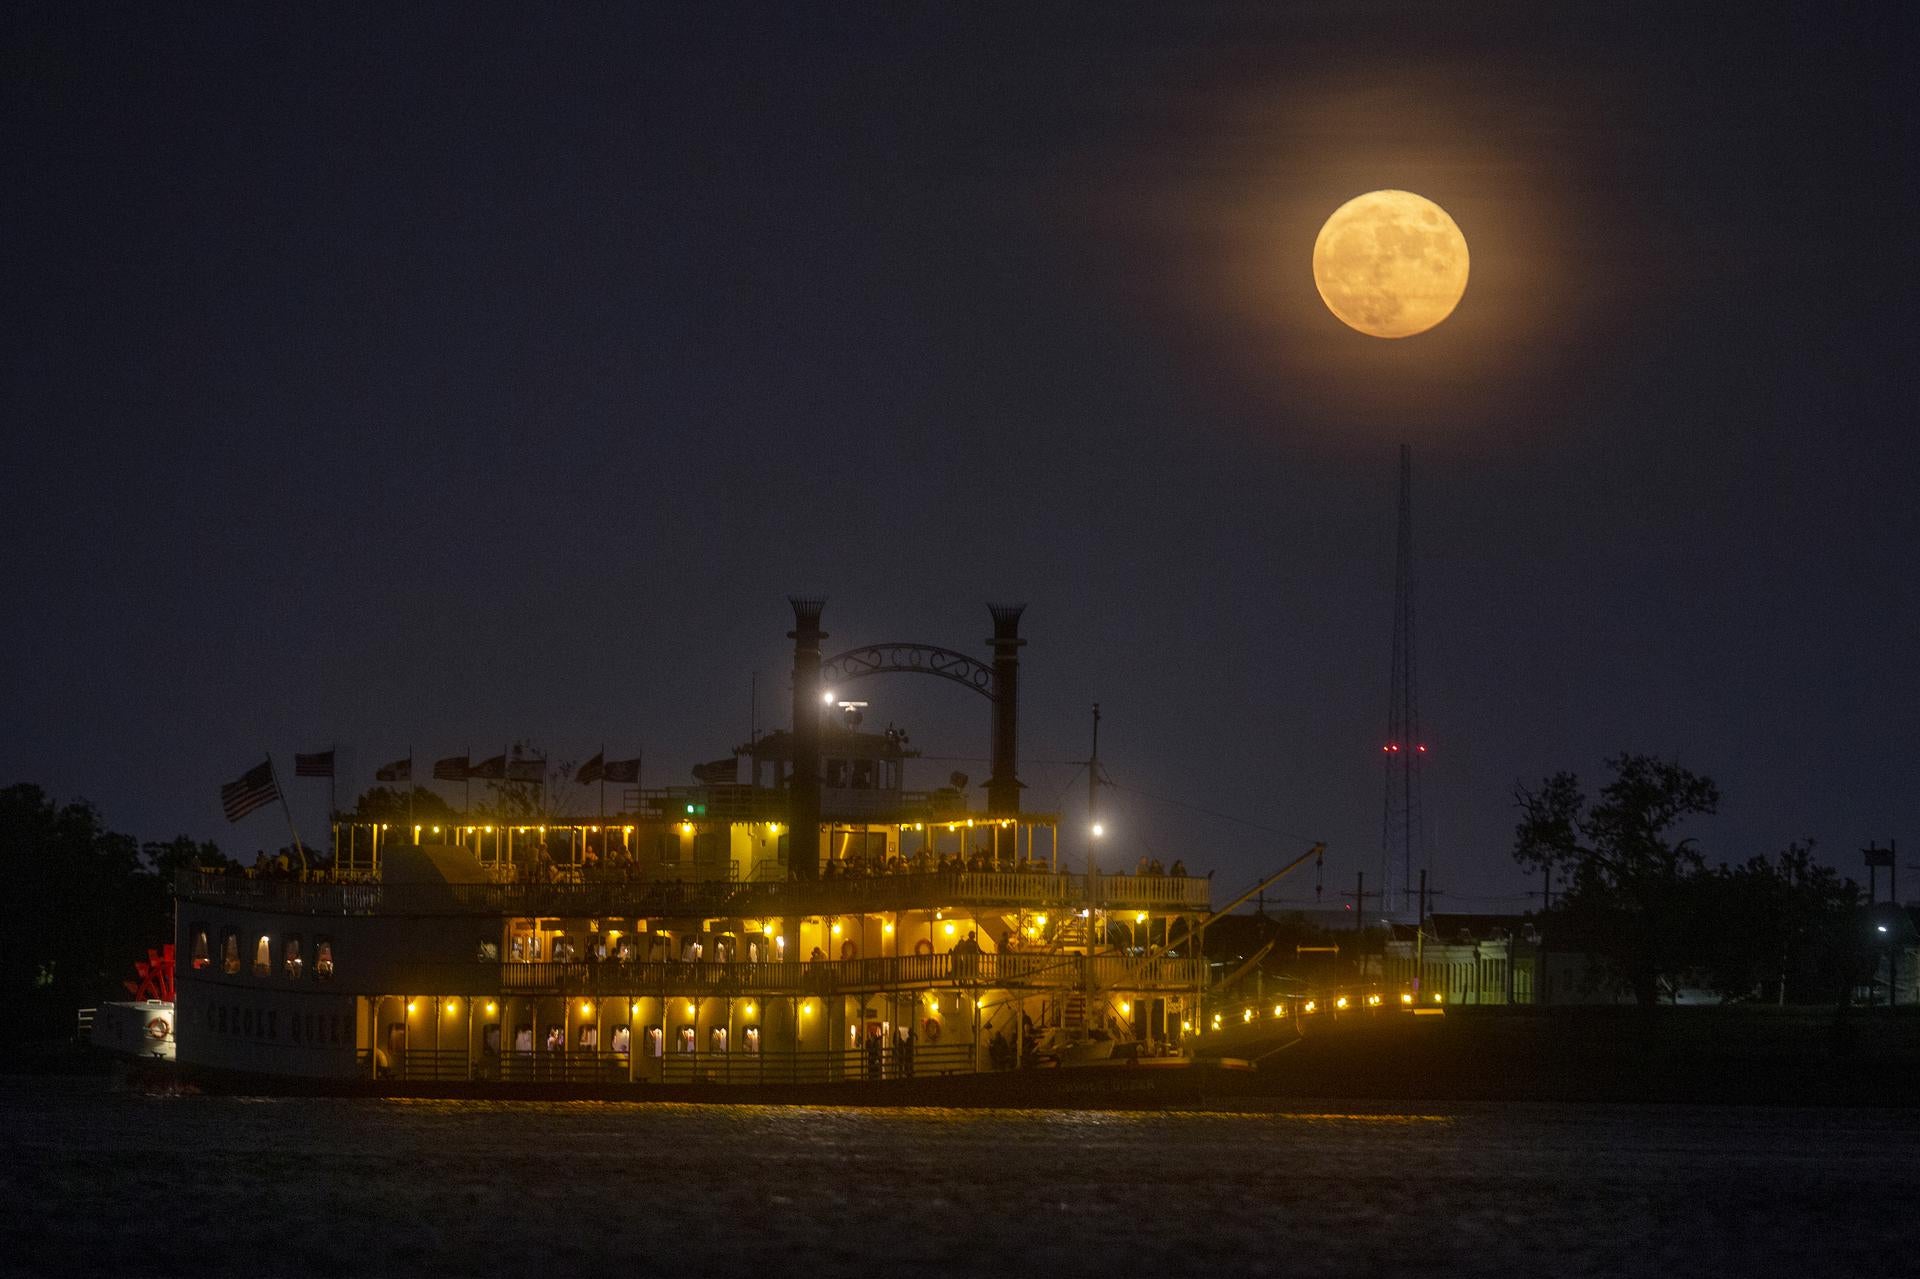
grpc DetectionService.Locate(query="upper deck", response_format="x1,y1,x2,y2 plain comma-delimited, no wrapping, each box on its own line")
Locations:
179,867,1212,918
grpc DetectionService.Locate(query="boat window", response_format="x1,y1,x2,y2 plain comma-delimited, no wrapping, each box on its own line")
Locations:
221,929,241,975
709,1027,727,1054
483,1024,502,1056
314,937,334,979
514,1025,533,1054
577,1025,598,1051
646,1027,663,1058
544,1025,565,1053
744,1026,760,1054
610,1025,630,1054
676,1026,695,1054
252,934,271,978
190,925,210,971
283,935,303,980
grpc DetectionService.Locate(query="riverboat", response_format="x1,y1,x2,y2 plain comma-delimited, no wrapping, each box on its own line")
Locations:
170,602,1217,1096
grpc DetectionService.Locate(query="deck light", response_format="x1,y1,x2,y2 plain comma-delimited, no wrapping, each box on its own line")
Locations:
1304,1001,1316,1014
580,1000,593,1016
1367,994,1382,1007
1433,992,1444,1003
1335,996,1349,1010
882,922,894,935
432,826,441,835
1091,822,1104,838
630,1002,640,1015
823,691,836,705
929,998,939,1013
1135,912,1147,924
486,1002,497,1015
445,1000,459,1015
1243,1008,1254,1023
1119,1001,1131,1015
1401,993,1414,1005
943,922,956,937
1274,1004,1285,1017
485,826,495,833
685,1002,696,1017
681,822,694,834
745,1002,755,1016
1181,1020,1192,1033
802,1001,814,1015
1211,1013,1223,1029
406,1000,417,1015
831,922,842,936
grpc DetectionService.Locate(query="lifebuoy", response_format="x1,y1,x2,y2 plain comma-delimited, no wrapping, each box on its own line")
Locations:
840,939,858,961
914,939,934,957
146,1017,170,1040
922,1018,941,1042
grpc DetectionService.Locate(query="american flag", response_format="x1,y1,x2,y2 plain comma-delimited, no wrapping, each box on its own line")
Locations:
220,759,280,822
601,757,640,784
507,757,544,783
469,754,507,780
433,755,469,781
575,752,604,786
294,749,334,778
375,757,411,782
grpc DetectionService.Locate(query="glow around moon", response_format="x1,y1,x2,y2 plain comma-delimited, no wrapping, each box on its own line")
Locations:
1312,190,1469,339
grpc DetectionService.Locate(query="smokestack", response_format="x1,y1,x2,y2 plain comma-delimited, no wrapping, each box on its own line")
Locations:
787,597,826,879
985,603,1026,816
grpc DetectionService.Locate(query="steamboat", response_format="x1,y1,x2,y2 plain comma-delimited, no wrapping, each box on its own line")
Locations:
155,601,1243,1099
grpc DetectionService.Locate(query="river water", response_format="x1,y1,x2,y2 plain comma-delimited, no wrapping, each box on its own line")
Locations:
4,1077,1913,1276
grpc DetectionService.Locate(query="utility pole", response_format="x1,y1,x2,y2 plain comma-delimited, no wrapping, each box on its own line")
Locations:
1413,868,1428,997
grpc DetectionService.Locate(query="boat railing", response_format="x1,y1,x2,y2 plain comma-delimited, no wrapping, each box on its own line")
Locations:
361,1042,979,1085
378,952,1205,996
178,867,1211,916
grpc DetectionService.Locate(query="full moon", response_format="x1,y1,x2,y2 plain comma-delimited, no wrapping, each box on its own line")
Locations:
1312,190,1469,339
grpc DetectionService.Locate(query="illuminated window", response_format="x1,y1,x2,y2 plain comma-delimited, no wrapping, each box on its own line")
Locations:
221,929,241,976
282,935,303,980
252,935,271,978
709,1027,728,1054
314,937,334,979
744,1026,760,1054
190,925,210,971
577,1025,599,1051
677,1026,695,1054
646,1027,663,1058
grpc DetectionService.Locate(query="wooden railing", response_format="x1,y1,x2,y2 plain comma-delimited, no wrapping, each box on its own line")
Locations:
389,952,1206,997
363,1043,977,1085
181,868,1210,916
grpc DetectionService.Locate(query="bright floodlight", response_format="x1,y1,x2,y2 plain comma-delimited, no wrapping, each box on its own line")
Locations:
1091,822,1105,838
822,690,835,705
1878,924,1889,933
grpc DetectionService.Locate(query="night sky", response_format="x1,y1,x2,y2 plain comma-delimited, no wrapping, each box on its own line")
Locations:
5,4,1914,909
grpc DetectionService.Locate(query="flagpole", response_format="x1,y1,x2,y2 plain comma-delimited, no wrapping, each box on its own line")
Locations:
407,746,415,839
327,741,336,865
599,741,606,831
266,752,308,874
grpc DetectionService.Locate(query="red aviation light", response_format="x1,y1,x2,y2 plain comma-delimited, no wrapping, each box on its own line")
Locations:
1417,744,1428,753
1383,743,1400,753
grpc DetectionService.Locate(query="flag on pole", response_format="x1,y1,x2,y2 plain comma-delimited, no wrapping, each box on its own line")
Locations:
576,752,604,786
375,757,412,782
220,758,280,822
691,757,737,784
433,755,471,781
469,754,507,781
294,749,335,778
507,757,545,783
601,757,641,784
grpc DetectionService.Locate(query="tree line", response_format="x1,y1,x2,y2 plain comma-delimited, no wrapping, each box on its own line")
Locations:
1514,754,1882,1006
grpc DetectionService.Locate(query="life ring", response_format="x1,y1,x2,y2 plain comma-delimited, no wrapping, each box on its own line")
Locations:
922,1018,942,1042
840,939,858,961
914,939,934,957
146,1016,170,1040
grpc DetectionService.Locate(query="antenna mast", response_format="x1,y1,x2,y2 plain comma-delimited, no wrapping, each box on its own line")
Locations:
1382,443,1426,917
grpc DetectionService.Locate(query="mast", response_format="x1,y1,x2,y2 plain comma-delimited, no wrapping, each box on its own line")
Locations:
1382,443,1426,916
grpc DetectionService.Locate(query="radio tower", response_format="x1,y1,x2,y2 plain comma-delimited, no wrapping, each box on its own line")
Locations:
1381,443,1426,918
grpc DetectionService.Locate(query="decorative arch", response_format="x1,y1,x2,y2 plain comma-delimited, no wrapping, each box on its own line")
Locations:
819,642,997,701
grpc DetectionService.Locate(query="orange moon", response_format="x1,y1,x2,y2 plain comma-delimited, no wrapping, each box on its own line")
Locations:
1312,191,1469,338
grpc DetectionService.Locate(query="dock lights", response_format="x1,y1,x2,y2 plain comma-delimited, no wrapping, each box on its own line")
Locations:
1242,1008,1254,1024
1433,992,1445,1004
1304,1001,1317,1014
432,826,441,835
1274,1004,1285,1017
1335,996,1350,1010
1211,1013,1223,1029
484,826,494,833
1401,992,1414,1005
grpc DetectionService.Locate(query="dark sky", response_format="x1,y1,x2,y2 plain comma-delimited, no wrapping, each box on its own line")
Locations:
5,3,1914,910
